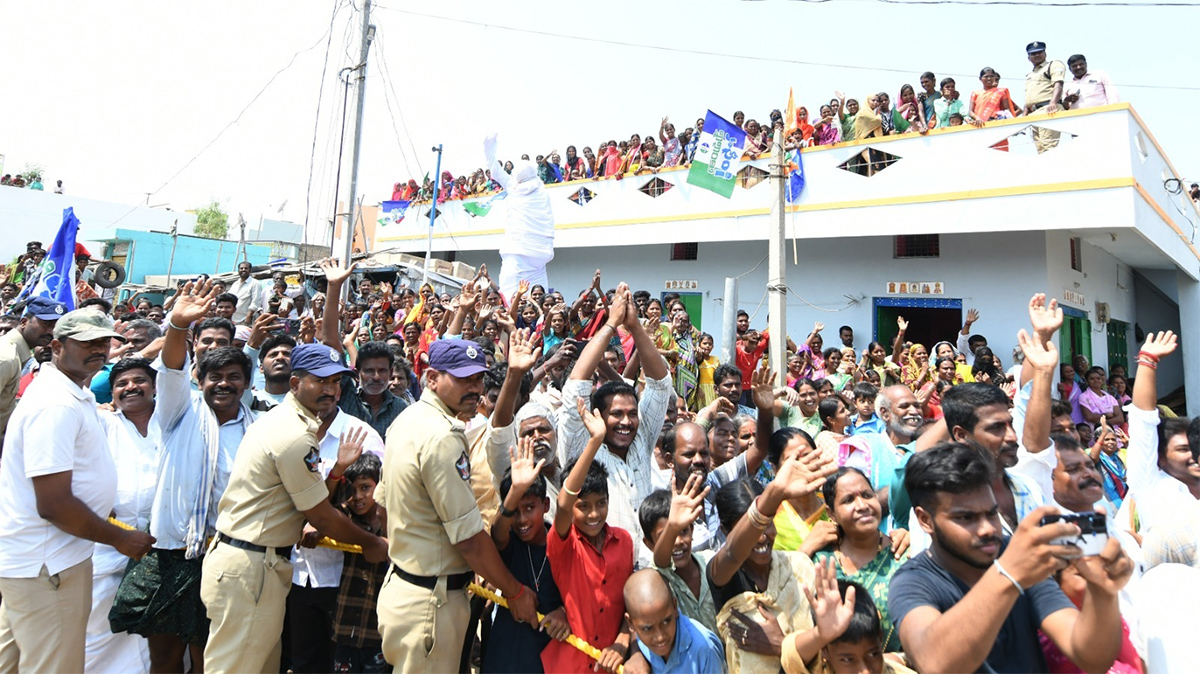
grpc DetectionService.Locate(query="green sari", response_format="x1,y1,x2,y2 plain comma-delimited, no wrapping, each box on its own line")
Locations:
813,545,907,652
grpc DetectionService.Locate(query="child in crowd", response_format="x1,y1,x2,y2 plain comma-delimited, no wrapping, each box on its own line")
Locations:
484,439,569,674
849,382,885,435
544,399,635,674
781,559,915,674
623,569,726,673
639,483,717,633
331,454,389,673
735,329,769,408
694,333,719,411
948,112,965,126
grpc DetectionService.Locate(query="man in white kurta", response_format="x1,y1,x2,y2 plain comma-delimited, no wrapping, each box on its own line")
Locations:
485,134,556,300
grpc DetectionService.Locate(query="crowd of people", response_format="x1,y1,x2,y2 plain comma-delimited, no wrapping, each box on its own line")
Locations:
391,42,1120,204
0,230,1196,674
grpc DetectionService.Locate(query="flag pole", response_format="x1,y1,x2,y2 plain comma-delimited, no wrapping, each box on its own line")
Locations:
768,129,788,383
423,144,443,288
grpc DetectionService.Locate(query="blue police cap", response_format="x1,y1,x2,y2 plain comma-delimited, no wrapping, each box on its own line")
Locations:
24,296,68,321
429,339,488,377
290,343,352,378
1026,41,1046,54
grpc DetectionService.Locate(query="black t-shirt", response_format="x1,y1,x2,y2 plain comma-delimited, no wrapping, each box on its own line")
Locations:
888,546,1074,674
481,530,563,674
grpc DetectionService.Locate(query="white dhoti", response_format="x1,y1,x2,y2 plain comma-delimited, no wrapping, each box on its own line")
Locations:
86,559,150,674
485,133,556,301
499,252,551,301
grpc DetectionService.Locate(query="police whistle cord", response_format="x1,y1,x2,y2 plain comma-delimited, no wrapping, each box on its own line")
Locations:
467,582,623,674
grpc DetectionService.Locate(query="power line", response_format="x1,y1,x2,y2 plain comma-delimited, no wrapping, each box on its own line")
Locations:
373,5,1200,91
112,20,339,228
302,0,350,265
374,28,425,176
372,56,416,177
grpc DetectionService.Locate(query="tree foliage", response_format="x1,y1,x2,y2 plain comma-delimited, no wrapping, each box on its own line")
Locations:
193,200,229,239
18,163,44,184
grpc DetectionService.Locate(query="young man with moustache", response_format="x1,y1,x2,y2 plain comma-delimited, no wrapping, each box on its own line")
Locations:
252,333,295,412
108,279,257,673
0,309,154,672
890,442,1133,674
86,357,161,672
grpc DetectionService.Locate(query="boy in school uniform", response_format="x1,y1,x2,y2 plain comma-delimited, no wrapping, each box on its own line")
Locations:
484,439,570,674
543,399,635,674
638,481,717,633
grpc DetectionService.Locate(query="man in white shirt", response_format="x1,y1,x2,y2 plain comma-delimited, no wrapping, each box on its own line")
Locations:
1063,54,1119,111
0,309,154,672
288,408,384,672
87,357,161,673
228,261,264,324
107,280,256,673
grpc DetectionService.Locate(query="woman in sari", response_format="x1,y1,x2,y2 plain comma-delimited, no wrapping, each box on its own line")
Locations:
694,333,720,411
708,463,823,674
760,426,836,557
812,105,842,146
823,347,853,392
853,94,884,141
671,310,701,409
860,341,902,388
969,67,1021,126
814,397,852,464
812,468,910,653
621,133,643,175
901,342,933,390
795,107,815,146
743,119,768,159
895,84,929,133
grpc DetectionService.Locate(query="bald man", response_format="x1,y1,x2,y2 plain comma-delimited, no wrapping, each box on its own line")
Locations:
624,569,724,673
661,422,769,551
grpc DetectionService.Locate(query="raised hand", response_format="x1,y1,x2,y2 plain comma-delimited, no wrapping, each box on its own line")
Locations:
335,426,368,475
516,279,529,298
508,436,546,496
804,557,856,643
170,279,217,327
812,321,825,334
773,451,836,500
1017,329,1058,373
1027,293,1063,337
507,328,538,373
668,473,709,532
458,280,479,312
1140,331,1177,360
590,269,602,292
248,312,282,349
606,286,628,330
577,397,607,440
320,257,357,285
751,367,778,411
896,316,908,332
298,315,316,343
965,308,980,325
1071,536,1133,596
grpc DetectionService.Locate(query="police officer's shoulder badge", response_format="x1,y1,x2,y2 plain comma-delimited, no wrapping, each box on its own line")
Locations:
304,447,320,473
455,451,471,481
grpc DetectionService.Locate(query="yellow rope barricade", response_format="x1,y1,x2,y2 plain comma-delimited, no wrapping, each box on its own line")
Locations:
467,582,622,674
108,520,618,671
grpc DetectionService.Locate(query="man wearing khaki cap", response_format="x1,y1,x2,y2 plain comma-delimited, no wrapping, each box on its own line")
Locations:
0,309,155,672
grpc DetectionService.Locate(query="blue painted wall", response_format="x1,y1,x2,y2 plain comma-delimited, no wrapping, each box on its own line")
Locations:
92,228,271,284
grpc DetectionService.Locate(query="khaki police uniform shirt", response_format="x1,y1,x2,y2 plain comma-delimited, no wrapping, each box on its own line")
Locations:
377,388,484,576
214,392,328,548
0,330,33,447
1025,59,1066,107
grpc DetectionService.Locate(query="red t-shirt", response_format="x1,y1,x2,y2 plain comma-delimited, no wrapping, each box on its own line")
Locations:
735,332,770,390
542,523,634,674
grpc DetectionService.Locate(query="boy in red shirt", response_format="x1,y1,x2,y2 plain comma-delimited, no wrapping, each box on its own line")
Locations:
735,329,769,407
544,399,635,674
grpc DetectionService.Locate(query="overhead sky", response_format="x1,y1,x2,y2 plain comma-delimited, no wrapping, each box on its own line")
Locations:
2,0,1196,246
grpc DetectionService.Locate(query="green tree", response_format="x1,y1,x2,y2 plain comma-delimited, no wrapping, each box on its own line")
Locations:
193,200,229,239
18,163,44,184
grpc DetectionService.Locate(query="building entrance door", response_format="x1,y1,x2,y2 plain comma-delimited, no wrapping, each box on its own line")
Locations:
874,297,964,355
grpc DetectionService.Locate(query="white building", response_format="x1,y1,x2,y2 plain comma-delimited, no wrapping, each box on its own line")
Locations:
379,104,1200,410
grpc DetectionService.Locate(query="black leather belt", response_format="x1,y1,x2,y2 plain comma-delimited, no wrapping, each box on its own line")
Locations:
392,566,472,591
1030,100,1050,110
216,533,292,560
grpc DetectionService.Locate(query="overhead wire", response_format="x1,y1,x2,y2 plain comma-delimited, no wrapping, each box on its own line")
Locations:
373,27,425,176
370,25,416,177
302,0,350,265
372,4,1200,92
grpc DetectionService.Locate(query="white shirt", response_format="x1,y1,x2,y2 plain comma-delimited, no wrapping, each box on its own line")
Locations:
291,410,384,588
558,373,673,564
0,363,117,577
1066,70,1119,110
1134,563,1200,672
94,409,161,576
228,277,265,323
151,354,253,550
1124,405,1199,532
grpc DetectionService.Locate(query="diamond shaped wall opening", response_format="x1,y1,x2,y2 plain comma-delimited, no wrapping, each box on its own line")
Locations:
836,148,901,177
989,125,1077,156
737,165,769,189
638,177,674,198
568,187,596,206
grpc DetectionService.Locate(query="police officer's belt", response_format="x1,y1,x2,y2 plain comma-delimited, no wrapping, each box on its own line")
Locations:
216,533,293,560
392,566,472,591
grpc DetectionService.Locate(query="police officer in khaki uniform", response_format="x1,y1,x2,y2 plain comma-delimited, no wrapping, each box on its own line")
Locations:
1024,40,1066,153
201,343,389,674
376,340,539,672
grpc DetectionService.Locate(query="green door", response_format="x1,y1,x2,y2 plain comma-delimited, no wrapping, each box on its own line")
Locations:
1061,313,1093,364
1107,319,1129,369
663,292,703,330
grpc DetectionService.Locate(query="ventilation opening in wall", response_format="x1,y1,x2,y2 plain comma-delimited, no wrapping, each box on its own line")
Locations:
671,242,699,261
1069,236,1084,272
837,148,902,177
894,234,940,259
1135,132,1149,164
988,126,1077,156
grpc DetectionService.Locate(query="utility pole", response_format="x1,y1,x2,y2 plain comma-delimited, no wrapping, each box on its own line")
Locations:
341,0,375,292
767,129,787,383
424,145,443,288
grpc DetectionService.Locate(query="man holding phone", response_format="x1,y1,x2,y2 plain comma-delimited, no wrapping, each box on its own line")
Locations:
891,442,1133,674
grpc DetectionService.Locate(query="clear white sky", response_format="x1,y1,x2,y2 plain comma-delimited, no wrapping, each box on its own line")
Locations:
2,0,1196,245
